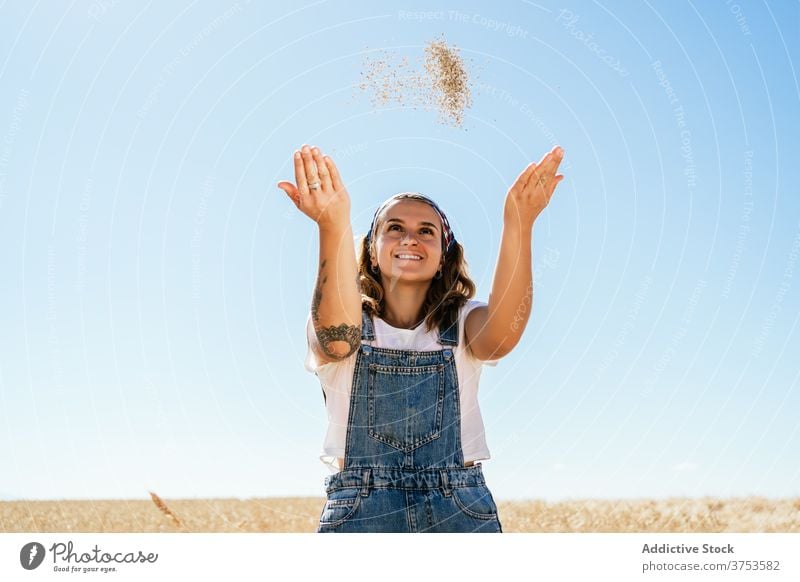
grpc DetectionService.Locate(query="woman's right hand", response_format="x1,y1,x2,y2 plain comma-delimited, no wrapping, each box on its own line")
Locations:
277,144,351,229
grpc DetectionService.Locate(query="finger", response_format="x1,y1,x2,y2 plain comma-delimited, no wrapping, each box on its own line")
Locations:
311,147,332,191
539,155,559,180
523,154,552,189
529,173,549,190
535,149,551,166
301,144,320,187
293,150,309,198
511,161,537,195
544,147,564,176
277,181,300,207
324,155,344,191
530,148,564,187
547,175,564,201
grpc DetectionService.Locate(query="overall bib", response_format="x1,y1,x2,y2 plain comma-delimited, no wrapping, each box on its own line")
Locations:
317,307,503,533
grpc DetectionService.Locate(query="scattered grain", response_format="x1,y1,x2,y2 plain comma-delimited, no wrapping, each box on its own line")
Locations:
359,36,475,128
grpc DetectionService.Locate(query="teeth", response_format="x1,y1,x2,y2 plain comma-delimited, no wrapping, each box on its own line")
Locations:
396,255,422,260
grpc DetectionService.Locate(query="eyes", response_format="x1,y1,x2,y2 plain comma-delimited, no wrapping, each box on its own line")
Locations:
387,224,435,237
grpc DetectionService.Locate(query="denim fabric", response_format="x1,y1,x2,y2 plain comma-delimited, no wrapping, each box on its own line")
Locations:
317,307,503,533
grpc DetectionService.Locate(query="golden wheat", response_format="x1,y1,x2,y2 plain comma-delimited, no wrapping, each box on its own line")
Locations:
148,491,183,529
2,496,798,533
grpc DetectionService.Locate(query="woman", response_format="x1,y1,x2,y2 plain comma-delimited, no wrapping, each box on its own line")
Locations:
278,143,564,532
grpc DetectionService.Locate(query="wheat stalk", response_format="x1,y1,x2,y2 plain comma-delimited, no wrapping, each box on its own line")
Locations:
148,491,183,528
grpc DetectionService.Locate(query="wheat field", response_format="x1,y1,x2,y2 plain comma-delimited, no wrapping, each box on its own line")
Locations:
2,496,799,533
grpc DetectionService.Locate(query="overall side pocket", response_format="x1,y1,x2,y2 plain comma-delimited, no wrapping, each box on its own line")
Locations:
318,489,362,528
452,485,499,520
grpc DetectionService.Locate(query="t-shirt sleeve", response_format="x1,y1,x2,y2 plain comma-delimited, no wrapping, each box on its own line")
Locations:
304,313,325,374
460,300,499,367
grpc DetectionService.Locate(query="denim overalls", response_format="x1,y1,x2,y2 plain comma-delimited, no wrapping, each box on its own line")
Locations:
317,307,503,533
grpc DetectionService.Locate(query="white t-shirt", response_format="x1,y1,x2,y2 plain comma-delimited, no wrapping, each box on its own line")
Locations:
304,299,499,474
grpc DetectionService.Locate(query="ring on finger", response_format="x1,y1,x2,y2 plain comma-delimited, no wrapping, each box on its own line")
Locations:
308,180,321,190
535,176,547,186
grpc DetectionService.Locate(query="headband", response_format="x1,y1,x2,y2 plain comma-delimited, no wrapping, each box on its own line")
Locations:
365,193,456,253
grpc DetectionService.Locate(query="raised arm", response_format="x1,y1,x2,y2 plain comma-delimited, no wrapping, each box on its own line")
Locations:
278,144,361,363
465,146,565,360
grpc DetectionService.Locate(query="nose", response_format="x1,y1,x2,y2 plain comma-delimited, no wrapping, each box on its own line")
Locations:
400,232,419,245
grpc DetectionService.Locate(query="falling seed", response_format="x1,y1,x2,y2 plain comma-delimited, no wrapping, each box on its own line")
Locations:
423,36,472,127
358,36,474,128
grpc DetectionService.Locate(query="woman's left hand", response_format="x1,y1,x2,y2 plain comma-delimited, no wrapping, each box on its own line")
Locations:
504,145,565,229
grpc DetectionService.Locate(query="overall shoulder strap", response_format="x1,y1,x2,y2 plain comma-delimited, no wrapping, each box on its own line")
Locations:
361,305,375,341
438,311,459,347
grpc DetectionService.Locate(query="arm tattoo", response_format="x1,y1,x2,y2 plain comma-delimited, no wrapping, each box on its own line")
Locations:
312,259,361,358
316,323,361,359
311,260,327,325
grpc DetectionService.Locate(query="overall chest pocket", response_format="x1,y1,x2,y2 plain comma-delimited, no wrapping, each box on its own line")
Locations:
367,363,445,452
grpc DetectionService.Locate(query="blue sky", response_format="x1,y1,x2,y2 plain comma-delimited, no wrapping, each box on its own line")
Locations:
0,0,798,502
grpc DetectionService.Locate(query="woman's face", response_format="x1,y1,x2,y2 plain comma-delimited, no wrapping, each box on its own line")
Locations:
372,199,444,284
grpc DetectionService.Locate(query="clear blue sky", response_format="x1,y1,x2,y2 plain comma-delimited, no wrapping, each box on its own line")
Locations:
1,0,798,502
